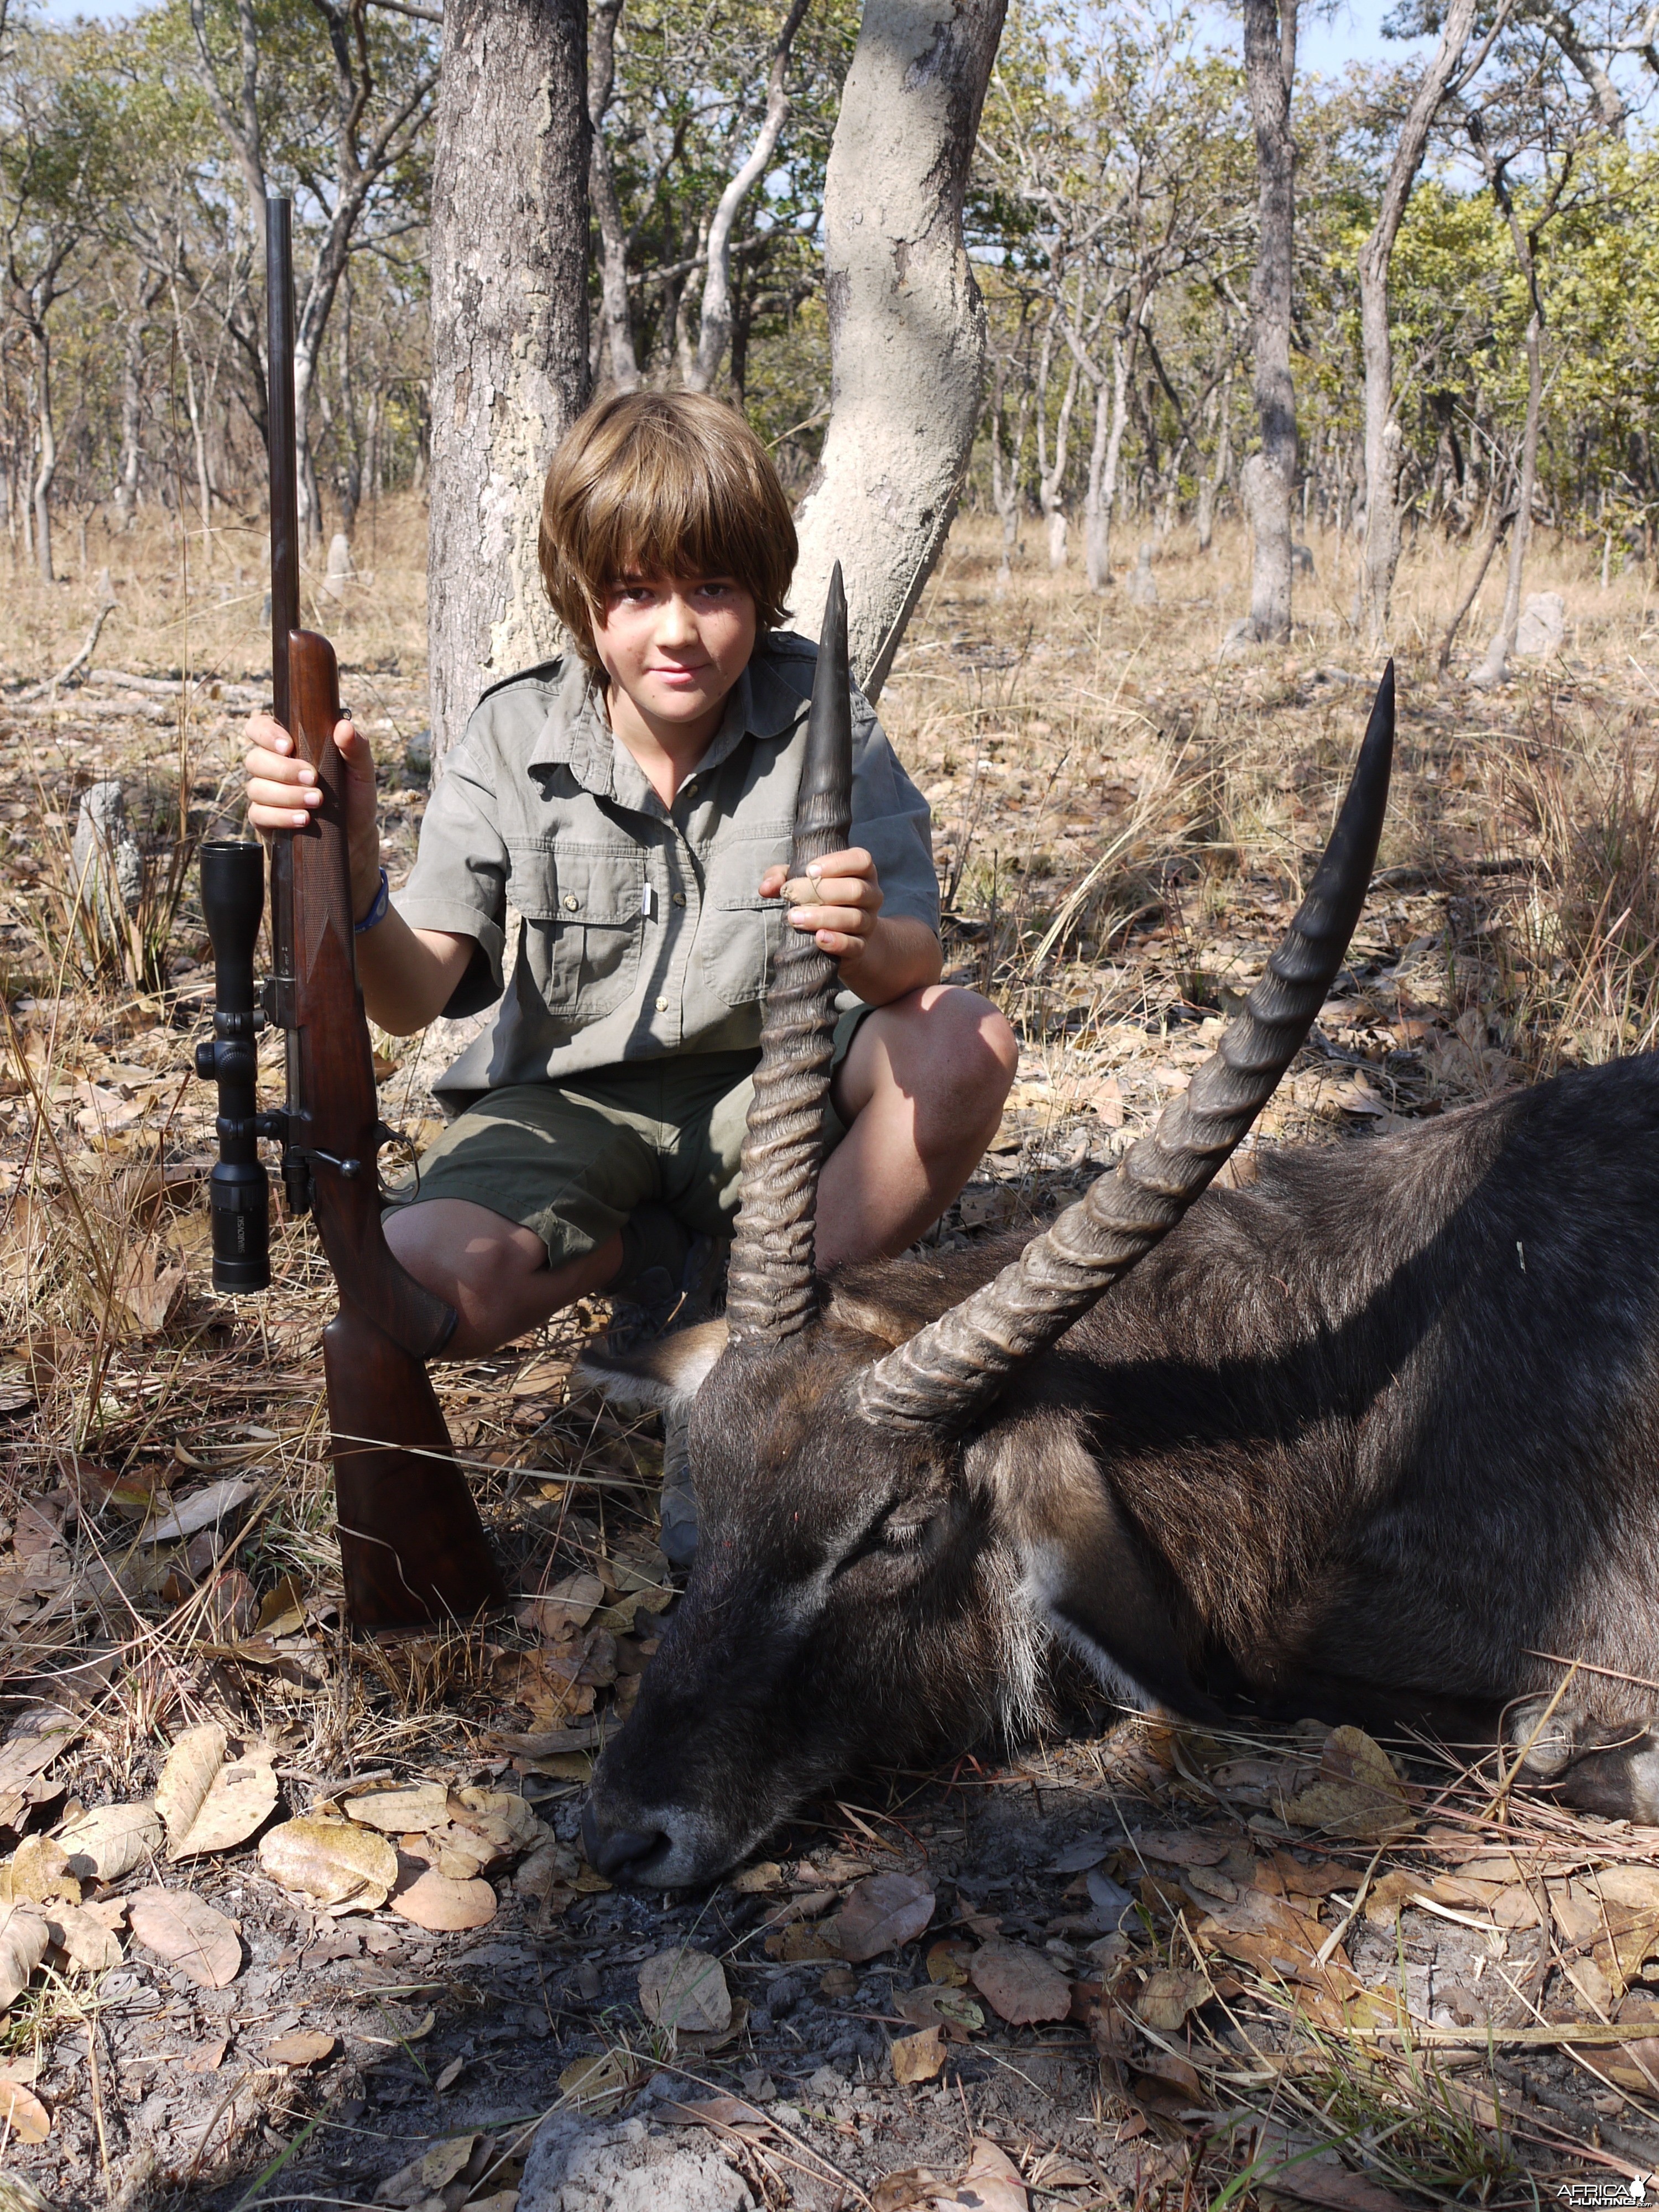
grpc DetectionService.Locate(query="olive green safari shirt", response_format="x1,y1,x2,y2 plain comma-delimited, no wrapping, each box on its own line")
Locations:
394,632,940,1106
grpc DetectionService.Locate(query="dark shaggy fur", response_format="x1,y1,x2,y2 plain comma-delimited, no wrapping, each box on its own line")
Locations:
580,1055,1659,1885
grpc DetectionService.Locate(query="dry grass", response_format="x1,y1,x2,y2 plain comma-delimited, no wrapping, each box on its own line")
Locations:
1,498,1658,2202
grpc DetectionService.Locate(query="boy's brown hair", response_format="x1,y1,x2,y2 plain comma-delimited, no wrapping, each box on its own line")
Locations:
539,390,797,672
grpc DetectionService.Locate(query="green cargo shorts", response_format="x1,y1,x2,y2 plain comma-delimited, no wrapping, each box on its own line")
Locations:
392,1005,872,1279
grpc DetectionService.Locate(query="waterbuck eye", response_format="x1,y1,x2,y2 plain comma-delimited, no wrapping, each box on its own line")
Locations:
881,1517,929,1553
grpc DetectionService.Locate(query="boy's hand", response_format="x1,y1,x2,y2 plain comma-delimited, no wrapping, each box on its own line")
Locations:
244,709,383,923
759,848,883,963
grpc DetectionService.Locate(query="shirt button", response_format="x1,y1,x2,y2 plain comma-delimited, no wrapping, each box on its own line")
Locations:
654,996,669,1013
672,891,686,907
562,894,578,911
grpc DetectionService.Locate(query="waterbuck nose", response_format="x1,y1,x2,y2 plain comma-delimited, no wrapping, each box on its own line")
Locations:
581,1800,665,1881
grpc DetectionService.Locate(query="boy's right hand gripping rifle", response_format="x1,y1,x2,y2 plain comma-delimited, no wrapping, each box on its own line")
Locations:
194,196,504,1631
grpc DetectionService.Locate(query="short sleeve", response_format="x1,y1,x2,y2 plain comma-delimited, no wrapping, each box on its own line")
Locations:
848,684,940,935
393,727,510,1020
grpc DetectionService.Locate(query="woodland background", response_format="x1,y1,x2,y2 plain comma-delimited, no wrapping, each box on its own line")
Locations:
3,3,1659,2210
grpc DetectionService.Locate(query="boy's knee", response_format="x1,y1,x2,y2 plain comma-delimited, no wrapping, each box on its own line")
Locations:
385,1201,545,1312
881,984,1016,1118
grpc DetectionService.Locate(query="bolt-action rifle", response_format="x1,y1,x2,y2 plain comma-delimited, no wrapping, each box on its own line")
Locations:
192,196,504,1630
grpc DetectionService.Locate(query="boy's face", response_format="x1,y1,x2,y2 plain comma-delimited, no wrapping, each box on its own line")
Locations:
594,571,757,738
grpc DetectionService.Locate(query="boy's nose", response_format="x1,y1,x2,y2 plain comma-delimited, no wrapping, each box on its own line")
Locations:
655,593,700,648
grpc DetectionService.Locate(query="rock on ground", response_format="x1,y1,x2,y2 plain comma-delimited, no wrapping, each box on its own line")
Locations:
1515,589,1566,655
520,2111,755,2212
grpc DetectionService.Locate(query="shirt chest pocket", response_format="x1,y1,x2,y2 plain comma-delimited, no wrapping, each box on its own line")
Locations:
509,843,644,1022
701,839,789,1006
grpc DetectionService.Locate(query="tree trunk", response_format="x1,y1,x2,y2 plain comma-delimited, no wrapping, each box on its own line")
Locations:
1241,0,1296,643
31,336,56,586
1358,0,1479,644
791,0,1009,699
690,0,810,393
588,0,639,393
427,0,591,770
1196,369,1232,554
1084,330,1131,593
1472,306,1542,686
114,272,163,527
1039,346,1078,571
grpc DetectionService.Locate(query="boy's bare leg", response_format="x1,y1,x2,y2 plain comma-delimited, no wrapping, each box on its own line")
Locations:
819,984,1017,1267
385,1199,623,1358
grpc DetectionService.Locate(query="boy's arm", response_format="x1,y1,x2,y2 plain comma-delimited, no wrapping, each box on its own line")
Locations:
246,709,482,1035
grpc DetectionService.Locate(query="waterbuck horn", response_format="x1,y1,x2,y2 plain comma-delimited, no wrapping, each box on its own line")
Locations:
724,564,855,1345
856,662,1396,1428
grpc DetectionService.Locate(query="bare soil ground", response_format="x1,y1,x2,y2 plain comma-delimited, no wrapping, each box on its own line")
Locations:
0,505,1655,2210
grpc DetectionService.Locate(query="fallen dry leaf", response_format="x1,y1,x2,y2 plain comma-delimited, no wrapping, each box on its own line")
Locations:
968,1941,1072,2026
114,1238,187,1336
374,2132,480,2205
1131,1828,1232,1867
529,1570,604,1638
128,1886,241,1987
559,2048,639,2113
0,1837,77,1908
933,2138,1028,2212
836,1871,935,1962
893,1983,984,2041
0,1705,82,1830
55,1801,163,1883
1244,2125,1406,2211
1135,1968,1213,2033
1284,1727,1413,1842
390,1866,497,1933
730,1860,786,1895
140,1474,257,1546
155,1726,278,1859
764,1921,841,1963
872,2170,950,2212
267,2030,336,2068
254,1573,307,1637
0,2077,49,2144
926,1938,973,1986
0,1904,50,2008
639,1946,732,2036
341,1782,449,1834
891,2024,946,2085
259,1818,398,1914
44,1902,123,1973
181,2036,227,2074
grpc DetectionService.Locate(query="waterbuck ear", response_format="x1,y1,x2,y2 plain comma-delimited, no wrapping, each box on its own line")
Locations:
573,1319,729,1416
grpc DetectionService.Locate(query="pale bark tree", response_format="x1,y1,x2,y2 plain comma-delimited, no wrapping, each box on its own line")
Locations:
1035,315,1079,570
1241,0,1296,643
113,268,162,525
587,0,639,393
688,0,811,394
791,0,1009,696
186,0,439,547
1357,0,1502,644
427,0,589,769
987,351,1032,586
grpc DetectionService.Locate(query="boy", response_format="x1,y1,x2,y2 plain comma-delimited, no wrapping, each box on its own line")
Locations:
244,390,1016,1424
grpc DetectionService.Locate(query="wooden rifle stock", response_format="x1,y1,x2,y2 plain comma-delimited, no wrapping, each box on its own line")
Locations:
255,195,501,1630
283,630,505,1627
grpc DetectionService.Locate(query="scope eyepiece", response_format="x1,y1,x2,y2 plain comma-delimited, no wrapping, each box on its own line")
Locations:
195,841,272,1294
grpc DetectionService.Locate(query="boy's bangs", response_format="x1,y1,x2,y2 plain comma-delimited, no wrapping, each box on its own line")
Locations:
539,389,797,670
588,456,753,589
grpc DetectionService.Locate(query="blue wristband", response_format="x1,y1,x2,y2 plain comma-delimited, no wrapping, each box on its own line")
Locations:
353,866,390,934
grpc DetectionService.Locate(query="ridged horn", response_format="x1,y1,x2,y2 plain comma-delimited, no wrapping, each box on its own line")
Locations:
855,661,1396,1429
724,565,855,1345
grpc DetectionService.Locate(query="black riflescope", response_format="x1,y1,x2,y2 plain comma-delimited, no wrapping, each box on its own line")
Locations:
195,840,272,1293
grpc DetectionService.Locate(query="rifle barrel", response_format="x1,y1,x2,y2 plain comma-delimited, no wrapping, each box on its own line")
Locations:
266,196,299,734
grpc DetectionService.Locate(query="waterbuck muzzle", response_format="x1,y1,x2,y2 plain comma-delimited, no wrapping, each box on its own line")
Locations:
580,607,1396,1887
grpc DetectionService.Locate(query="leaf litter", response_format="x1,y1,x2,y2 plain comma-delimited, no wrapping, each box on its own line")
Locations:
4,527,1659,2204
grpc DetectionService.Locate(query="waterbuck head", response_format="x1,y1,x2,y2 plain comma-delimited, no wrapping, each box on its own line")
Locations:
578,567,1395,1887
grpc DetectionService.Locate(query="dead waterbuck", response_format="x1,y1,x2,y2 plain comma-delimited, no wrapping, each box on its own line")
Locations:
579,571,1659,1888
